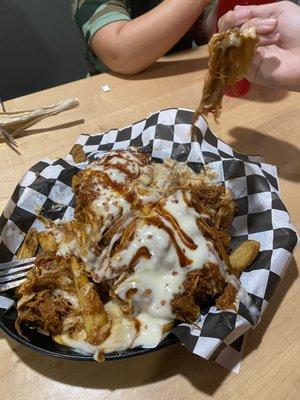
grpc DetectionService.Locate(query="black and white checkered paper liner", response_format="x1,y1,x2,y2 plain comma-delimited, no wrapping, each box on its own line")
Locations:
0,108,298,372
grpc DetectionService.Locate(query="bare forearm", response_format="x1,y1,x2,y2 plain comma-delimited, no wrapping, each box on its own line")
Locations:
91,0,210,74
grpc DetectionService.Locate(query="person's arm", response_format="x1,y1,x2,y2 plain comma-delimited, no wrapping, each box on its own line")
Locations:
218,1,300,92
193,0,218,45
90,0,211,75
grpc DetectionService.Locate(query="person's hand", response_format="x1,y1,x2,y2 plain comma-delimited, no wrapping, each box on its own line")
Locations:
218,1,300,92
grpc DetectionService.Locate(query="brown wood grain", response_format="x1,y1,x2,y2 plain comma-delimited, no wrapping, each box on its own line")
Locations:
0,45,299,400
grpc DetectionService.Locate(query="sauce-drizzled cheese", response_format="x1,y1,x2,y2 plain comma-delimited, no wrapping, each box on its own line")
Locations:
18,149,260,358
91,186,131,232
96,301,138,353
132,313,172,348
217,27,257,51
56,189,226,355
44,150,237,355
221,31,241,49
55,149,175,263
98,190,223,349
56,301,138,356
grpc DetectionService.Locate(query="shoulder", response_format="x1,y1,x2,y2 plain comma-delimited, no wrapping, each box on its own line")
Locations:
73,0,131,44
73,1,130,28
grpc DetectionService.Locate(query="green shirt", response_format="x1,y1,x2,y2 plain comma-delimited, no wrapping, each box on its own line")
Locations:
72,0,215,74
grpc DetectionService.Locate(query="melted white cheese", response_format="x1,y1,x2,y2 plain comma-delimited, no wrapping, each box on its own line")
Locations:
217,27,257,52
57,301,137,356
98,301,137,353
113,223,186,319
56,237,77,258
89,164,128,184
243,27,257,39
132,313,172,348
109,190,223,348
54,150,177,266
53,289,79,308
58,331,97,355
227,31,242,48
48,153,241,355
92,186,131,228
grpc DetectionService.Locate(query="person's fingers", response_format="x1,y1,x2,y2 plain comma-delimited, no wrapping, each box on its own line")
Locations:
218,12,279,46
218,2,282,32
235,3,280,19
240,17,277,35
246,46,300,91
218,7,251,32
239,18,279,46
245,47,272,87
257,32,280,47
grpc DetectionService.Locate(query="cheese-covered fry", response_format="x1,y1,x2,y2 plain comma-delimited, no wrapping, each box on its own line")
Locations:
230,240,260,271
70,256,110,345
37,231,58,255
70,144,87,163
17,228,39,259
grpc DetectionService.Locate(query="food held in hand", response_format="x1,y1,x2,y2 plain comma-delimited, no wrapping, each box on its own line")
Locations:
196,28,258,120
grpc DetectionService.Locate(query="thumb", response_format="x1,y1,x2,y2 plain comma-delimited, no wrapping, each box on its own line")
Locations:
246,47,278,88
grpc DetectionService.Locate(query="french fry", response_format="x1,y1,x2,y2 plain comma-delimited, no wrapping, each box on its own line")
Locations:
162,321,174,334
17,228,39,259
230,240,260,271
70,144,86,163
70,256,111,345
52,335,64,345
37,231,58,255
216,283,237,311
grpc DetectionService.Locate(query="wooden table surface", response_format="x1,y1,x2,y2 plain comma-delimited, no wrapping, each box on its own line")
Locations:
0,45,299,400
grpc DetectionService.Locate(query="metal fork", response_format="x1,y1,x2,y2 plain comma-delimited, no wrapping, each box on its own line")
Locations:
0,125,18,148
0,258,35,292
0,97,19,148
